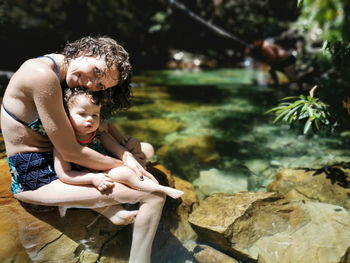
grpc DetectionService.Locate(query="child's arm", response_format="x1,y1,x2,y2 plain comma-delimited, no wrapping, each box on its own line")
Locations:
53,148,115,192
100,132,158,184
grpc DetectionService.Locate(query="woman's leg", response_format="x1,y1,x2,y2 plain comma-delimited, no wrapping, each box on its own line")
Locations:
15,179,166,263
108,166,184,199
129,192,165,263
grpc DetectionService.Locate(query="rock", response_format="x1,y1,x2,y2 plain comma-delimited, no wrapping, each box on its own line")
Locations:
0,161,195,263
267,165,350,209
157,135,220,181
189,192,350,263
193,168,248,198
193,244,239,263
116,118,182,145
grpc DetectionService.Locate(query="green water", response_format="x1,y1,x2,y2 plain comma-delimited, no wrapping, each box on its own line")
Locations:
111,69,350,196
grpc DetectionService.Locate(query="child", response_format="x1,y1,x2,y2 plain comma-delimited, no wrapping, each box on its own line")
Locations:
54,88,184,220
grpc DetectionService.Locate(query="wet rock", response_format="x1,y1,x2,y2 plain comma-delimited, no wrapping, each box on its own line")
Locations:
188,192,350,263
268,165,350,209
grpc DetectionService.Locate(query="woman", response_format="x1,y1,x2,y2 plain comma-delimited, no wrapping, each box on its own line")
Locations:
1,36,165,263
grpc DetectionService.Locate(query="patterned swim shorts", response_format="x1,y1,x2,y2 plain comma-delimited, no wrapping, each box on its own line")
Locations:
8,152,58,194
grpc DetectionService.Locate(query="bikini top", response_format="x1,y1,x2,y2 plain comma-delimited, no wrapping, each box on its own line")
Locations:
2,56,61,137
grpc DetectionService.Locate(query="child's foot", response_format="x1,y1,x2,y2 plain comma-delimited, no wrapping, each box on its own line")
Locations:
165,187,184,199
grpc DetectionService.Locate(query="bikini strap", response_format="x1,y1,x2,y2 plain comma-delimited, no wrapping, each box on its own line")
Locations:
37,55,61,83
1,103,29,126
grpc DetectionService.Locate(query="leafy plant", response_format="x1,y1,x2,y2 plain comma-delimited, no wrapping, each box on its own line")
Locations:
266,92,331,134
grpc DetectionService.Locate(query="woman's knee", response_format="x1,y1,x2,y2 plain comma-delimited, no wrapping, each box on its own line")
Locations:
140,142,154,161
143,192,166,209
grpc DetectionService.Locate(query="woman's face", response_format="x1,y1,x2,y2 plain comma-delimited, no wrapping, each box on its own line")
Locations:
66,56,119,92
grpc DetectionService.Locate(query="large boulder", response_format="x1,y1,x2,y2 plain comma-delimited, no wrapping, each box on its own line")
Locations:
267,165,350,209
0,161,196,263
188,192,350,263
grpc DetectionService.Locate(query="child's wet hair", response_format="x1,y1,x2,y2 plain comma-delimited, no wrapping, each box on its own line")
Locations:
64,87,104,112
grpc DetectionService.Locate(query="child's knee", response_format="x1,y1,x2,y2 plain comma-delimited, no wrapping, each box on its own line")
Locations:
108,166,135,181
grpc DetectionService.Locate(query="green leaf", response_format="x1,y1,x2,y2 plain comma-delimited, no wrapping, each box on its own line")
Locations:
303,119,313,134
281,96,298,101
306,107,314,117
273,110,290,123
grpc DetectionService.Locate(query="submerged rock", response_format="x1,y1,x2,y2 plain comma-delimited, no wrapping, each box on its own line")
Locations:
193,168,248,198
157,135,220,181
188,192,350,263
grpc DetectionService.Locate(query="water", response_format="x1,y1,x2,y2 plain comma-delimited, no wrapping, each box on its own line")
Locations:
111,68,350,197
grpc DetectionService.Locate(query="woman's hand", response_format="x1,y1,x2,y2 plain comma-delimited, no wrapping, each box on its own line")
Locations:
91,173,115,192
122,152,158,183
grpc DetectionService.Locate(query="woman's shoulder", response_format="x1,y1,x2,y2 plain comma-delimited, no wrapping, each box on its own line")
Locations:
15,57,61,88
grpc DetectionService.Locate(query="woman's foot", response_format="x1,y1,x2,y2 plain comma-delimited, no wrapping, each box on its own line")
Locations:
94,205,138,225
110,209,138,225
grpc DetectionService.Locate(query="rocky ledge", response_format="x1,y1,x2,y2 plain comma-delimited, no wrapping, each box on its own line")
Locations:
1,159,350,263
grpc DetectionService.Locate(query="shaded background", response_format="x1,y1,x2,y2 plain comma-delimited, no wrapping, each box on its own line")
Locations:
0,0,299,72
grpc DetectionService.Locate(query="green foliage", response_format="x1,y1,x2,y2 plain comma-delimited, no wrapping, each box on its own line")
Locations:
326,40,350,68
298,0,345,41
266,95,332,134
268,0,350,134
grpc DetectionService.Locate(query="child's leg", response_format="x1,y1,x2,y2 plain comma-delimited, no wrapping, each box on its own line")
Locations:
108,166,184,199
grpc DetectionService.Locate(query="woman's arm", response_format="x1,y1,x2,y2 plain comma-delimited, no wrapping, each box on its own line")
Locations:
29,66,122,170
53,148,115,191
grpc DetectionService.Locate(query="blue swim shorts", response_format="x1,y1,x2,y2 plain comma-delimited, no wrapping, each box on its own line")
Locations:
7,152,58,194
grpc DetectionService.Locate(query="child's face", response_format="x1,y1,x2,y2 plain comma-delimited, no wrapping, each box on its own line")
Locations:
68,95,101,136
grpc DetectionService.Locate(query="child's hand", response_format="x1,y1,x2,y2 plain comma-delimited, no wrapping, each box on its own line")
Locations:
122,152,159,184
92,173,115,192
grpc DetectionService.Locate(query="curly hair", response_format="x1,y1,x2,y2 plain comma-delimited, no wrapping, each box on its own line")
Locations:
61,36,132,116
64,87,104,114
